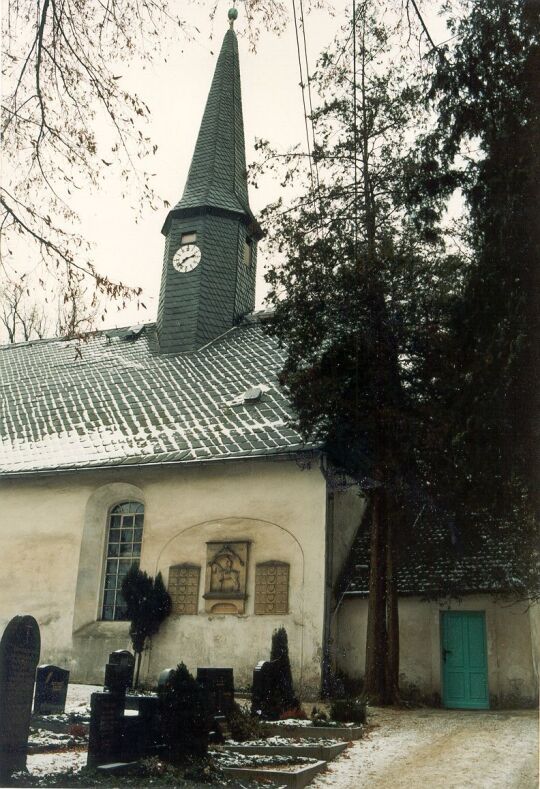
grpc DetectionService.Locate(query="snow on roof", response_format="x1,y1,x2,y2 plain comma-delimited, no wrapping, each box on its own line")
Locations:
0,320,311,475
341,516,525,598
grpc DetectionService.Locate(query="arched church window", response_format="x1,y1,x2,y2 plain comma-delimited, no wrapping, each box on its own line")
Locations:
101,501,144,621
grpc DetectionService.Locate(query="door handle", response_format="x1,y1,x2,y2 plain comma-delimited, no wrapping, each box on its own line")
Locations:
442,648,452,662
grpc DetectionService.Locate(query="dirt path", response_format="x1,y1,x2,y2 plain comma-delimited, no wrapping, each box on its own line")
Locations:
311,708,539,789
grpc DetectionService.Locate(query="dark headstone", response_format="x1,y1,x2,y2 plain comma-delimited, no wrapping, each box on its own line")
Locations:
251,659,280,720
33,665,70,714
87,691,125,768
212,714,232,743
104,650,134,695
196,667,234,717
137,695,162,754
0,615,41,782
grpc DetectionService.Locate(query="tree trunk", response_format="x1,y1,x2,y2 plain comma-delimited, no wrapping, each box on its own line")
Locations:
364,486,388,703
134,649,142,689
385,513,400,704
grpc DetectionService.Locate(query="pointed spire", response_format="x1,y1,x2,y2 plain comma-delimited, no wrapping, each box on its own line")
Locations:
171,21,250,218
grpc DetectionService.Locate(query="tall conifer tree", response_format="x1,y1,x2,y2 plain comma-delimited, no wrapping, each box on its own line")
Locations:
405,0,540,594
261,1,454,703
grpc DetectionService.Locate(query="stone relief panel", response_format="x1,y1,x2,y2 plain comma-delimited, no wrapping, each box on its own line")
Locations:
254,561,290,615
204,541,249,614
168,564,200,615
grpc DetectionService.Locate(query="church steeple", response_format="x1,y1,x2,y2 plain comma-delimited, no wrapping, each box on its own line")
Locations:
157,9,262,354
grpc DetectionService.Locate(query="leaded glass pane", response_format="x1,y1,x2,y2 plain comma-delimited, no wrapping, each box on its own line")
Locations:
102,503,144,621
103,591,116,606
118,559,133,575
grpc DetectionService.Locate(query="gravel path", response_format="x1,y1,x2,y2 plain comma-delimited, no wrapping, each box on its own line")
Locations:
311,708,539,789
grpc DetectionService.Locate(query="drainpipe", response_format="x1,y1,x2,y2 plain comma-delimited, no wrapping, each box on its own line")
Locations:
321,491,335,697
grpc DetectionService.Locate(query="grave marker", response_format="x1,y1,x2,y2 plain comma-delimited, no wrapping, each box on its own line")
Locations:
196,667,234,717
87,692,125,768
33,665,70,714
0,615,41,782
251,659,280,719
104,650,134,694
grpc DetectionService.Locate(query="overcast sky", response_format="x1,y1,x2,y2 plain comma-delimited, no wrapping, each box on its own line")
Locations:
21,1,449,331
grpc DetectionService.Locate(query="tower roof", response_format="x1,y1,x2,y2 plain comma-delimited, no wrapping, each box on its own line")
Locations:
170,27,251,220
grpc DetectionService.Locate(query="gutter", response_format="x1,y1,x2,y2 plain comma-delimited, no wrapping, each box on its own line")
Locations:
1,448,322,481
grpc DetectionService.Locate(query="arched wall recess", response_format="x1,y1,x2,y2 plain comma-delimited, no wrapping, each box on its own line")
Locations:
154,516,306,685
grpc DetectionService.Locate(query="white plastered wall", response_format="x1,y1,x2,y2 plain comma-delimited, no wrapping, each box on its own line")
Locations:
0,457,327,694
336,595,538,705
325,488,366,676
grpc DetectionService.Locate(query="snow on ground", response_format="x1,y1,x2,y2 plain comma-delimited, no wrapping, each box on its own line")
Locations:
310,707,539,789
64,683,101,714
26,750,87,776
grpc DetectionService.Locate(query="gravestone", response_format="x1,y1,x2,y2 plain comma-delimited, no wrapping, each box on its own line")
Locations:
251,659,280,719
157,668,175,690
33,665,70,714
104,650,134,694
87,692,125,768
0,615,41,782
196,667,234,717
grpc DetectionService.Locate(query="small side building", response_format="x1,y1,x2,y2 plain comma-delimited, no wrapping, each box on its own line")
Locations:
335,523,539,708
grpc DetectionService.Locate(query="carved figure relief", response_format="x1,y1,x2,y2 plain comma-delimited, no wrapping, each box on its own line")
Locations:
204,541,249,614
254,561,290,615
168,564,200,615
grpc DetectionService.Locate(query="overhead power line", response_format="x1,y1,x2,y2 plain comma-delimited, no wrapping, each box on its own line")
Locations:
298,0,321,198
291,0,315,191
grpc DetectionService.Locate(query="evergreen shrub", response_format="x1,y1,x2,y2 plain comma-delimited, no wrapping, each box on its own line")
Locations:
329,697,368,724
228,702,270,741
269,627,299,715
157,663,209,763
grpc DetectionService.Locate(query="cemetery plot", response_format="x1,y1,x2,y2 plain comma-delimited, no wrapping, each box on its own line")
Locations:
213,750,328,789
223,735,348,761
264,720,364,740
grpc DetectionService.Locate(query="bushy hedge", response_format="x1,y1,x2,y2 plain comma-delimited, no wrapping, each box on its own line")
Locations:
329,697,367,724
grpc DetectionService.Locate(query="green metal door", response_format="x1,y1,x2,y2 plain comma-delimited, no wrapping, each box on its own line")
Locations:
441,611,489,709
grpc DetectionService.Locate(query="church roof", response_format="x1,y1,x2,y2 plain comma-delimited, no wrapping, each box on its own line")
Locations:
0,318,310,475
340,513,526,599
168,27,251,221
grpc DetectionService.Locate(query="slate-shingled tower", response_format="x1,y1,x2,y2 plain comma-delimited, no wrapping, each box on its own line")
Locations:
157,9,262,354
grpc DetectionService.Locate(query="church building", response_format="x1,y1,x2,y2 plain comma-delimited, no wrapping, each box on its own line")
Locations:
1,11,538,706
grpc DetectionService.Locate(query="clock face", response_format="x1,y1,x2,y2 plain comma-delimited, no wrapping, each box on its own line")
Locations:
172,243,201,273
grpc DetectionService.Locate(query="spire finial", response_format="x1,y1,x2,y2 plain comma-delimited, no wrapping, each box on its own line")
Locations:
228,7,238,28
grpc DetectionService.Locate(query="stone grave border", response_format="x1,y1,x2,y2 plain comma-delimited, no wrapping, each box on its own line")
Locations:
223,740,348,761
263,722,364,740
222,758,327,789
